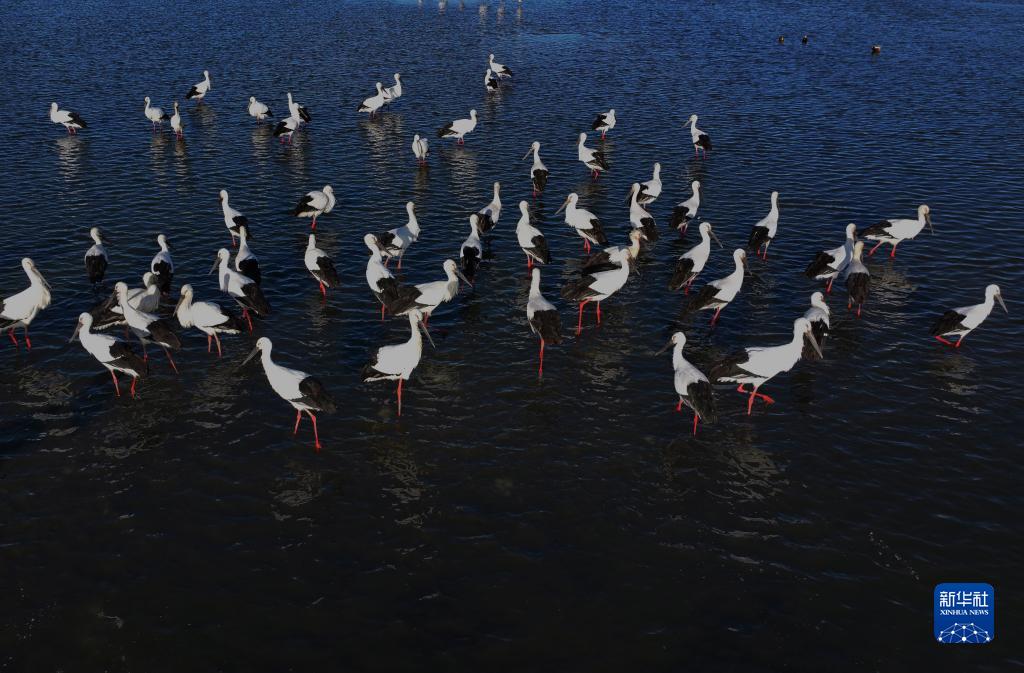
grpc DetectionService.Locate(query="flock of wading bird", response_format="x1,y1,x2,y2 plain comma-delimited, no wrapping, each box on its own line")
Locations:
6,56,1009,449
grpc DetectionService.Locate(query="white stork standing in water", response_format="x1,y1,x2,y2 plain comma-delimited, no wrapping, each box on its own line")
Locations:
0,258,51,350
292,185,335,230
382,73,403,104
50,102,87,134
555,192,609,253
210,248,271,331
235,225,260,285
526,267,561,378
637,162,662,204
273,114,299,143
304,234,341,297
385,259,471,326
747,191,780,259
89,273,160,331
362,309,433,417
84,227,109,284
581,230,643,275
591,109,616,140
170,102,184,139
669,222,722,293
710,318,822,415
143,97,169,129
358,82,387,117
802,292,830,360
656,331,717,436
627,182,658,242
412,134,429,165
114,281,181,373
240,337,336,451
475,182,502,233
287,92,312,125
861,205,932,258
364,234,412,320
185,70,212,103
561,247,631,336
687,114,712,158
437,109,477,144
150,234,174,294
682,249,748,326
488,53,513,78
484,68,500,93
219,190,249,246
523,141,548,197
669,180,701,235
805,223,857,293
845,242,870,318
459,215,484,281
931,284,1007,348
71,313,148,398
577,132,608,179
247,96,271,123
374,201,421,270
516,201,551,269
174,284,246,357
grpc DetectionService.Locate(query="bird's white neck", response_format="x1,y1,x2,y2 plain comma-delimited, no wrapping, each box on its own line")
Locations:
529,273,541,297
672,343,687,369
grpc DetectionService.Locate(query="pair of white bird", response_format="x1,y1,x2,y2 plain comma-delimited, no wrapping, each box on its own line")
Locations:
273,92,313,142
143,97,183,138
358,74,402,116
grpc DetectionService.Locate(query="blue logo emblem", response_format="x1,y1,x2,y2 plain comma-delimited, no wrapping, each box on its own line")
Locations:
934,583,994,644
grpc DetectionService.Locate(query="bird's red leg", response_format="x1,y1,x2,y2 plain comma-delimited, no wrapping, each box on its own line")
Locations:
110,370,121,397
747,390,756,415
164,348,179,374
24,327,31,350
868,241,884,256
857,305,862,318
826,278,834,294
956,335,964,348
309,412,321,452
380,303,386,321
890,244,898,259
397,257,403,270
596,302,602,324
710,307,722,326
935,335,954,346
8,328,18,347
538,339,545,378
397,378,403,417
130,376,137,398
207,334,212,353
676,400,683,412
311,216,317,230
692,413,699,436
576,300,589,336
243,309,253,332
214,333,222,358
319,281,326,297
527,256,533,269
293,409,302,434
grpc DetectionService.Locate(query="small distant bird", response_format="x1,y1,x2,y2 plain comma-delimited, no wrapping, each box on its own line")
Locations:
802,292,830,360
362,310,433,417
0,258,51,350
174,284,246,357
484,68,500,93
627,182,658,242
375,201,421,270
71,313,148,398
682,249,748,326
475,181,502,233
437,109,478,144
273,115,299,143
861,205,932,258
710,318,823,415
488,53,513,78
382,73,403,104
515,201,551,269
412,134,429,165
845,241,870,317
657,331,717,435
526,267,561,378
687,114,712,159
84,227,109,284
292,185,335,230
637,162,662,205
747,191,780,259
591,109,616,140
460,215,484,281
931,284,1007,348
150,234,174,294
358,82,387,116
304,234,341,297
669,180,702,235
778,35,785,44
49,102,87,134
805,223,857,293
577,132,609,179
669,222,722,293
523,141,548,197
247,96,271,122
871,45,882,55
143,97,169,129
170,101,183,139
235,225,260,285
186,70,212,103
555,192,608,253
802,34,809,44
219,189,249,246
241,337,336,451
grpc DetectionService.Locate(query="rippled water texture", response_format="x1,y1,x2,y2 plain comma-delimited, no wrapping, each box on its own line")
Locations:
2,0,1022,670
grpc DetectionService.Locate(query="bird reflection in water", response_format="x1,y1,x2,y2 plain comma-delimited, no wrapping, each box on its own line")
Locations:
54,135,86,184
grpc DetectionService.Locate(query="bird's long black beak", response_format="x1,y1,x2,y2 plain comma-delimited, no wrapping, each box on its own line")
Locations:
997,294,1008,314
237,345,261,371
655,338,674,355
69,322,81,343
420,321,436,349
456,269,473,287
926,213,934,234
806,331,824,358
710,229,723,248
554,198,569,215
208,257,220,275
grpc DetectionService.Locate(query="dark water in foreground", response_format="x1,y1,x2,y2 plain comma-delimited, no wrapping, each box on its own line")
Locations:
2,0,1023,670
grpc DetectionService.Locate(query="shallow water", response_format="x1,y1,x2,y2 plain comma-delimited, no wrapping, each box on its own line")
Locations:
1,0,1022,670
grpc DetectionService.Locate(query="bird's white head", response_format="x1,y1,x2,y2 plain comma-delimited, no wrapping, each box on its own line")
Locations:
142,272,156,287
608,108,615,116
144,96,151,104
519,200,530,214
394,73,401,81
469,214,482,232
853,241,865,259
846,223,857,239
89,226,102,243
203,70,210,79
469,109,477,119
406,201,416,215
493,181,501,196
692,180,701,192
364,233,380,252
70,311,94,342
238,225,250,240
157,233,168,249
180,283,194,298
578,132,587,144
554,192,578,215
919,204,933,233
323,185,334,195
219,189,228,201
21,258,36,273
655,330,687,355
630,182,641,195
771,191,780,202
986,284,1008,313
652,162,661,175
375,82,383,91
50,102,58,111
688,114,698,124
114,281,129,298
628,228,643,248
734,248,748,268
811,291,827,309
413,133,421,142
240,337,272,369
489,53,495,60
249,96,256,103
307,233,317,248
